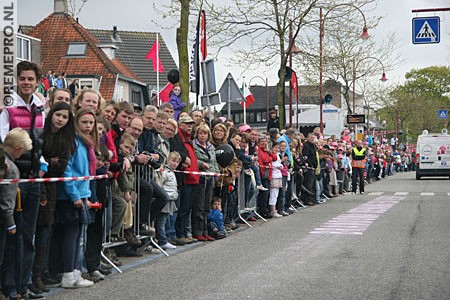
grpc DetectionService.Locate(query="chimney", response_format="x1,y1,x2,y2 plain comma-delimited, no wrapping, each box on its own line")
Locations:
54,0,68,13
113,26,118,39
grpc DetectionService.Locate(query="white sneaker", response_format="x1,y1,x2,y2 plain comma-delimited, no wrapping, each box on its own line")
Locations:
257,185,268,191
161,242,177,250
271,211,283,218
73,269,94,288
61,272,77,289
76,276,94,288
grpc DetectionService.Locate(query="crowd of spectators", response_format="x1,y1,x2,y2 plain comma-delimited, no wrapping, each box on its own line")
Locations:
0,61,411,299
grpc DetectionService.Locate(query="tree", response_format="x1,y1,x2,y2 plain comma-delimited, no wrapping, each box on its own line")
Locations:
152,0,202,108
68,0,88,17
297,0,401,115
378,66,450,141
204,0,318,129
176,0,191,108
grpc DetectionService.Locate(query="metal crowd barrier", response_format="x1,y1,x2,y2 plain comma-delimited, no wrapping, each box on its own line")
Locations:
100,164,168,273
237,169,267,226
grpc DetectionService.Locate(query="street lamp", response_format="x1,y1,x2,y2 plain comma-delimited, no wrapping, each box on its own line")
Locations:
249,75,269,124
352,56,387,115
352,56,387,141
319,5,369,134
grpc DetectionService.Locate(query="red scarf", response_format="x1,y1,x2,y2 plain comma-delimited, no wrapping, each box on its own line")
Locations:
80,134,97,176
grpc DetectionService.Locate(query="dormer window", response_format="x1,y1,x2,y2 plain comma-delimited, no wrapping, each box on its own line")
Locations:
66,42,87,56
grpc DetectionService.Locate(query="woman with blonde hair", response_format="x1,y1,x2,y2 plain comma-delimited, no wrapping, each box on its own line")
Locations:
74,89,103,113
211,123,229,148
193,124,219,241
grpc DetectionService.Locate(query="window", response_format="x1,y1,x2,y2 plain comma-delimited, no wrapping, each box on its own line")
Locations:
16,36,30,61
66,43,87,56
131,90,141,103
256,112,262,122
262,112,267,122
79,79,93,90
249,112,255,123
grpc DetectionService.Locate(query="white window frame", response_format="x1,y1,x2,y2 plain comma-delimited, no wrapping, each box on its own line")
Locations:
66,43,87,56
79,79,94,90
16,36,31,61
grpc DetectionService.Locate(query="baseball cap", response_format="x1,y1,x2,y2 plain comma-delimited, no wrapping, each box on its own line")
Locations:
239,124,251,133
178,115,195,125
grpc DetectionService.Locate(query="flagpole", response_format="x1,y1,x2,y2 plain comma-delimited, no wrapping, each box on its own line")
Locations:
244,82,247,124
156,33,160,107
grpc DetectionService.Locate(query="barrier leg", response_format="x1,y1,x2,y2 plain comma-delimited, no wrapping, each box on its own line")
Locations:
253,210,267,222
238,213,252,228
100,249,123,274
149,236,169,257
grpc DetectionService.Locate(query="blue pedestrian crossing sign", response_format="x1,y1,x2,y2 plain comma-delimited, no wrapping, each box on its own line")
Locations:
438,109,448,119
412,17,440,44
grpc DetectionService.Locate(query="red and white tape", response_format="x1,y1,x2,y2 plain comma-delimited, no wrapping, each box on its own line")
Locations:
0,174,108,185
154,168,225,176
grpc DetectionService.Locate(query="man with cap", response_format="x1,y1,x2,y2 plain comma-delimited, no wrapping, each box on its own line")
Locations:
169,115,200,244
267,110,280,132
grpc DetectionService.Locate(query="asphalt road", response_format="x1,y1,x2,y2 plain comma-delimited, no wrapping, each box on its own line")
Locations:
48,172,450,300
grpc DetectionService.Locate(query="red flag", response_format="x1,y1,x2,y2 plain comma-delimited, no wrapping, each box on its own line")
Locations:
145,39,165,73
157,82,173,102
190,12,201,94
200,10,207,60
291,70,298,101
240,83,255,109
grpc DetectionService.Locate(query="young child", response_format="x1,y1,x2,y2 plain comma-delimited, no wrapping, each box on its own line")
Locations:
157,152,181,250
54,108,96,289
215,158,243,231
336,154,345,194
269,142,283,218
115,133,140,247
207,197,227,240
0,128,32,255
0,129,32,297
278,140,290,216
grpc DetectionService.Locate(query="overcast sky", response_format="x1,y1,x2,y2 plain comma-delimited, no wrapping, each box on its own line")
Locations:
17,0,450,87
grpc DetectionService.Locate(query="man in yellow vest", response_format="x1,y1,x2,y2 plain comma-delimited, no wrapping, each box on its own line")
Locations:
351,140,367,194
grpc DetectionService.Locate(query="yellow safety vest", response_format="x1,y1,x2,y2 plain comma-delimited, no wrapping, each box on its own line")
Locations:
352,147,366,168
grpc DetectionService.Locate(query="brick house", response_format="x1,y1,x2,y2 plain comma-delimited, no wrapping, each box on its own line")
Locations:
19,0,177,106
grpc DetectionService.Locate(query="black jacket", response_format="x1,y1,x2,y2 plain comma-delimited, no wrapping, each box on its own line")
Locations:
267,117,280,131
302,141,318,169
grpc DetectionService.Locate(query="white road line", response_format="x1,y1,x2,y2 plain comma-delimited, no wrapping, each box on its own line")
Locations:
394,192,408,196
310,195,405,236
368,192,384,195
310,231,363,235
421,192,434,196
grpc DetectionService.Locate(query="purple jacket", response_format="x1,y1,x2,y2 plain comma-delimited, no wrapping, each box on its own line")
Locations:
169,93,185,120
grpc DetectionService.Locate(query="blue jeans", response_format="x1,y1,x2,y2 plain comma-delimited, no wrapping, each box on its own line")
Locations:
1,182,41,294
165,195,179,240
76,223,88,273
277,176,287,212
175,184,195,238
156,213,170,245
315,178,323,202
32,223,52,279
251,165,262,186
